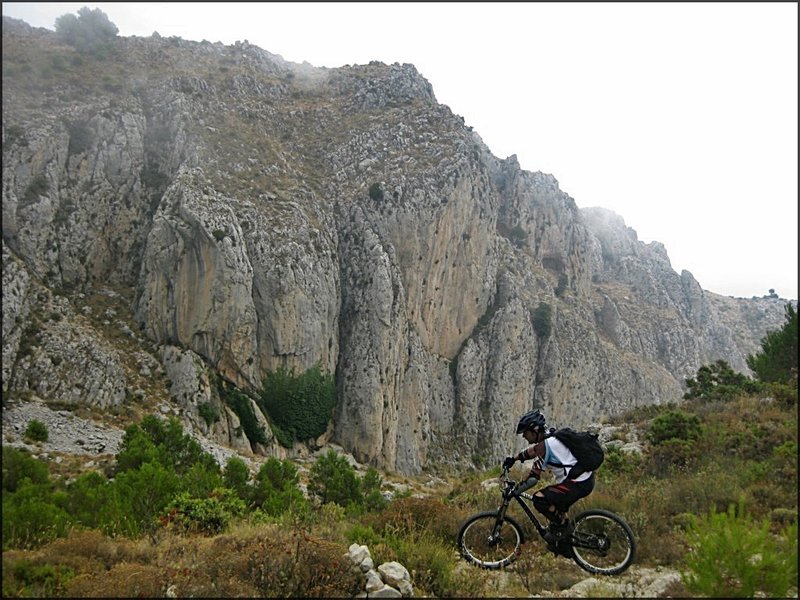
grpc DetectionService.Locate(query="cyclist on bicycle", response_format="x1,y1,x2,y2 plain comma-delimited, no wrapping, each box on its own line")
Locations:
503,409,596,555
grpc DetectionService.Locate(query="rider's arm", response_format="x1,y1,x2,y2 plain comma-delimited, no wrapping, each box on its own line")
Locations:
518,441,546,479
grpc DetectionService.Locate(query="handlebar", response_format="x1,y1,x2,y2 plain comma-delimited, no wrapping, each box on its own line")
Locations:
500,465,518,495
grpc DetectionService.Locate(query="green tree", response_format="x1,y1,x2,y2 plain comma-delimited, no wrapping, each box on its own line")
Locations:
308,450,361,509
360,466,387,512
684,359,760,401
116,415,218,476
2,447,50,493
251,457,306,516
54,7,118,56
746,303,798,384
2,480,72,549
260,364,336,446
532,302,552,339
112,461,180,536
223,456,251,501
62,471,129,534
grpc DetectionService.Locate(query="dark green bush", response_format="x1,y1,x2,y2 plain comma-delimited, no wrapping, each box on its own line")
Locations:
160,488,246,535
112,461,181,536
648,410,702,445
222,456,251,501
2,481,72,549
368,182,384,201
684,359,760,401
532,302,552,339
360,467,388,512
260,364,336,446
20,174,49,207
116,415,218,476
24,419,49,443
5,560,75,597
3,447,50,492
308,450,361,509
251,457,306,516
747,303,798,385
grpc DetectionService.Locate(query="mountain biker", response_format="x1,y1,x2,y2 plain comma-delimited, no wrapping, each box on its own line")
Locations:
502,409,596,555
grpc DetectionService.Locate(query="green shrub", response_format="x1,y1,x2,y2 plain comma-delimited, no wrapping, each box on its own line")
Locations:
181,462,224,498
532,302,552,339
198,401,220,426
368,182,384,201
222,456,251,501
3,447,50,492
251,457,306,516
360,467,388,512
508,225,528,247
599,444,641,476
66,121,93,156
260,364,336,446
116,415,218,476
5,560,75,597
24,419,49,443
647,410,702,445
160,488,246,535
682,500,798,597
112,461,181,536
2,481,72,549
747,304,798,384
308,450,361,509
684,359,760,401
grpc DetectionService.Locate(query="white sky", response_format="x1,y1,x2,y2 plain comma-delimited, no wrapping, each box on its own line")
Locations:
3,2,798,299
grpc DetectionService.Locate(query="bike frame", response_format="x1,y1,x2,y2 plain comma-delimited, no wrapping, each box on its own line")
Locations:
491,467,549,541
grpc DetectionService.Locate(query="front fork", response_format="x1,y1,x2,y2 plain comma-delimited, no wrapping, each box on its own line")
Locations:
489,488,513,543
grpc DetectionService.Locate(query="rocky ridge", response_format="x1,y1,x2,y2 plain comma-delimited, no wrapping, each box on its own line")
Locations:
1,17,794,476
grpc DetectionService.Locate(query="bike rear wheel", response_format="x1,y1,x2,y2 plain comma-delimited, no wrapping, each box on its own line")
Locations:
569,509,636,575
457,511,525,569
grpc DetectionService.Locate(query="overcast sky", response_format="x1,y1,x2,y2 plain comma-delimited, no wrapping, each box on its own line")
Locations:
3,2,797,299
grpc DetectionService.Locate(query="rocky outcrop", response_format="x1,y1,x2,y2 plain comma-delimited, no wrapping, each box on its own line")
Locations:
2,19,793,475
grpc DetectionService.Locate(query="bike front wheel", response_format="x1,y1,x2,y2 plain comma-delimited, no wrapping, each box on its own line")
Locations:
457,510,525,569
569,508,636,575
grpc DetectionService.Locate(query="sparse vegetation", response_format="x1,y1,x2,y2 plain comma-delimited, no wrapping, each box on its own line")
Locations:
1,389,796,596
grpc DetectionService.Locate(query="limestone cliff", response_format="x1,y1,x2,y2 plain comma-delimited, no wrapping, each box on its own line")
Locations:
2,18,792,473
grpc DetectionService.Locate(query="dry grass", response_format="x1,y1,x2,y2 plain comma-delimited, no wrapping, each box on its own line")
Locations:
3,523,361,598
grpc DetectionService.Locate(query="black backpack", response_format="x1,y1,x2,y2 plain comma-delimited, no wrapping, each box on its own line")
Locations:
550,427,604,478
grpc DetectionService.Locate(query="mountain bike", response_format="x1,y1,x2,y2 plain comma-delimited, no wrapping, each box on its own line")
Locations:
457,465,636,575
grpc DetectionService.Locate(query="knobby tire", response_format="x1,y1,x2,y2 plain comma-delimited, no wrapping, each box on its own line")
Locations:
457,511,525,570
569,508,636,575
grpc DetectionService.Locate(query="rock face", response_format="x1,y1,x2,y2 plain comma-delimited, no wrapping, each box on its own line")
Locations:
2,18,793,474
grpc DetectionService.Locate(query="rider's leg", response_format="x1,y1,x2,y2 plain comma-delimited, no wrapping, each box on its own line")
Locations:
533,486,570,525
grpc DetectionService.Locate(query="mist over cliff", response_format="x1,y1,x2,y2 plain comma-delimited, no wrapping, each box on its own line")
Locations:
2,17,790,473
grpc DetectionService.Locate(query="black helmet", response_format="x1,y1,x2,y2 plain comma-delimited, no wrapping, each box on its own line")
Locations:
516,409,546,434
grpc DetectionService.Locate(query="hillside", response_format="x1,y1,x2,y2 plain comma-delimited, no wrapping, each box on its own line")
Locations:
1,15,793,477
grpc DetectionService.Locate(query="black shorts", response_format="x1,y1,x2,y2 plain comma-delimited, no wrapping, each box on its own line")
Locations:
540,473,595,513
